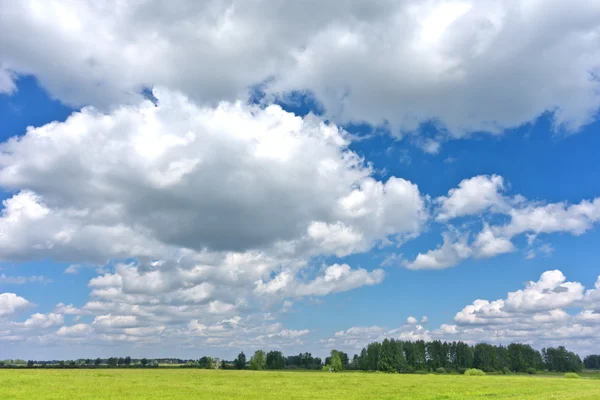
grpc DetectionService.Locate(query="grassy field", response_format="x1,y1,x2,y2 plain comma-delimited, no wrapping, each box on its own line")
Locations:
1,369,600,399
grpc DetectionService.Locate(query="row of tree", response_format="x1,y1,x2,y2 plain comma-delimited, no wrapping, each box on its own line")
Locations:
231,351,323,370
350,339,583,373
3,340,593,373
583,354,600,370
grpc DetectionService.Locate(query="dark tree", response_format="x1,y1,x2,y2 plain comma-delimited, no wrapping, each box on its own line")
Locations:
234,352,246,369
266,351,285,370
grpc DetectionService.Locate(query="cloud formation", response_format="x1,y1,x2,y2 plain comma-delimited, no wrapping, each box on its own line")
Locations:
1,0,599,140
407,175,600,269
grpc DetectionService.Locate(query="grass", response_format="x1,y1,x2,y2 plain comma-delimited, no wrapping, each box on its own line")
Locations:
1,369,600,399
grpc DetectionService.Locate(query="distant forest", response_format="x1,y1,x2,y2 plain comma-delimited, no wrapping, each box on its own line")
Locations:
2,338,599,374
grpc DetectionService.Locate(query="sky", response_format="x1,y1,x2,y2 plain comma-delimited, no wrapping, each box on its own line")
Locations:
1,0,600,361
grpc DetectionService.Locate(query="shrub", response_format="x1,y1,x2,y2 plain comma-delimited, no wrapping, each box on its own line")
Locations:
502,367,511,375
526,368,537,375
436,367,446,374
464,368,486,376
564,372,580,379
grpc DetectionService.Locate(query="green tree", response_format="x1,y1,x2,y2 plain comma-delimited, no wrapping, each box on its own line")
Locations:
266,351,285,369
94,358,101,366
326,350,343,372
250,350,266,370
234,352,246,369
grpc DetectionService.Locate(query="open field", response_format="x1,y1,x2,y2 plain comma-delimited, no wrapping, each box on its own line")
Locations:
1,369,600,399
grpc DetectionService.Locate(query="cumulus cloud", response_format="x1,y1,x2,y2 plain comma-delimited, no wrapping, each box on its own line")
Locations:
404,231,472,270
0,89,425,262
0,293,31,316
435,175,506,221
407,175,600,269
501,199,600,237
56,323,93,337
0,89,428,348
471,224,515,258
1,1,599,140
19,313,64,329
322,270,600,356
255,263,385,298
428,269,600,353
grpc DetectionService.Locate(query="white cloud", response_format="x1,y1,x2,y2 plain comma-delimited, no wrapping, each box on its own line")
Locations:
501,199,600,237
435,175,506,221
92,315,138,329
407,316,418,324
0,90,430,340
404,231,471,270
0,293,31,316
56,323,93,337
431,269,600,354
20,313,64,329
472,224,515,258
455,270,584,324
325,270,600,356
503,270,584,312
0,90,425,262
255,263,385,298
64,264,80,274
1,1,599,141
53,303,83,315
408,175,600,269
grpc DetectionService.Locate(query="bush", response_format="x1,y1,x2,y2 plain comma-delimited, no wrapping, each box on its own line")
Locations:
564,372,580,379
464,368,486,376
436,367,446,374
526,368,537,375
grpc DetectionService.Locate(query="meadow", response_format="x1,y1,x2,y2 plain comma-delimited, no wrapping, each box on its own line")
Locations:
1,369,600,399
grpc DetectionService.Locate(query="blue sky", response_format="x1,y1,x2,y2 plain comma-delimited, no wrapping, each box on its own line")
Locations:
1,0,600,360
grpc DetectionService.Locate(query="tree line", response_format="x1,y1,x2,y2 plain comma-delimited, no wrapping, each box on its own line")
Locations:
231,340,585,374
350,339,584,374
584,354,600,370
2,339,593,373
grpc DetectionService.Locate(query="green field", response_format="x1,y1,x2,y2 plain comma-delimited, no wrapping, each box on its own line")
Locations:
1,369,600,399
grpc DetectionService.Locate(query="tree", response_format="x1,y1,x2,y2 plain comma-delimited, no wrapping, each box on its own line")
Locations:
584,354,600,370
266,351,285,370
235,352,246,369
250,350,266,370
358,348,369,371
543,346,583,372
94,358,101,366
140,358,148,367
325,350,343,372
124,356,132,366
107,357,118,367
367,342,381,371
